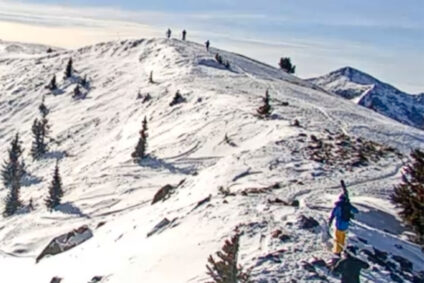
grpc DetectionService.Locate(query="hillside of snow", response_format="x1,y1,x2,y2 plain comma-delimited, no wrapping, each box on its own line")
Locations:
0,39,61,59
308,67,424,130
0,38,423,283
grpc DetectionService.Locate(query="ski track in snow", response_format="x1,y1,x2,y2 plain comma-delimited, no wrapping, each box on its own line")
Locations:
0,38,423,282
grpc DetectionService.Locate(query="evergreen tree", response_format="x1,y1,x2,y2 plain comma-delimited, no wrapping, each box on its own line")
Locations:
392,149,424,246
279,57,296,74
45,162,64,210
65,58,73,78
31,97,50,159
73,85,81,98
257,90,271,117
149,71,154,84
2,133,24,216
170,90,185,107
132,117,148,161
206,233,250,283
48,75,57,90
81,75,88,88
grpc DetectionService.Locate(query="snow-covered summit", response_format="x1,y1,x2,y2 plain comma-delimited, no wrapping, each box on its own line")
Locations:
308,67,424,130
0,38,423,282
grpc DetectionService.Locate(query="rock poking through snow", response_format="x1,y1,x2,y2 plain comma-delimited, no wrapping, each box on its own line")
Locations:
36,226,93,263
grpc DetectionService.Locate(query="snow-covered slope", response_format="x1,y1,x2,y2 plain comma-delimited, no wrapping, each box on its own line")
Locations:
0,39,60,58
0,38,423,283
308,67,424,130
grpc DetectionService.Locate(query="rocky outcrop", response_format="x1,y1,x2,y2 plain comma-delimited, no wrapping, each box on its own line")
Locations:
36,225,93,263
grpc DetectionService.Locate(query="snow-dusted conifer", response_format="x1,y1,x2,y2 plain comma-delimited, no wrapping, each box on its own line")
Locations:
48,75,57,90
206,233,250,283
65,58,73,78
45,161,64,210
31,97,50,159
257,89,271,117
279,57,295,74
2,133,24,216
392,149,424,247
132,117,148,161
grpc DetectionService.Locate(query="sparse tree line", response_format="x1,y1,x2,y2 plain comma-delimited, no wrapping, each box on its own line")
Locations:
47,57,90,99
2,94,64,216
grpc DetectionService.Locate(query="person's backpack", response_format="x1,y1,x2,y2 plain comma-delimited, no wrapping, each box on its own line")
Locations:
340,202,353,222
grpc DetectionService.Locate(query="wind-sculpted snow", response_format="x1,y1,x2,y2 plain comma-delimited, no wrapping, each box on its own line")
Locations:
0,38,423,282
308,67,424,130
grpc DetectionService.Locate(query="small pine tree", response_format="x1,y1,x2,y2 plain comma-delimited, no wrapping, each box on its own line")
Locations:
2,133,24,216
279,57,296,74
149,71,154,84
257,90,271,117
45,162,64,210
65,58,73,78
215,53,223,65
132,117,148,161
170,91,185,107
31,97,50,159
392,149,424,246
81,75,88,88
73,85,81,98
48,75,57,90
206,233,250,283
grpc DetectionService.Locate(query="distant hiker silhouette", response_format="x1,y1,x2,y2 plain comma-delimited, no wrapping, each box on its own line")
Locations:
182,30,187,41
328,181,358,256
333,248,369,283
166,28,172,39
205,40,210,51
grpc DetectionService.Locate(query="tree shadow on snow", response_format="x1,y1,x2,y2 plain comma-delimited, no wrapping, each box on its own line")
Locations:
138,155,196,175
44,150,68,160
55,202,90,218
21,173,42,187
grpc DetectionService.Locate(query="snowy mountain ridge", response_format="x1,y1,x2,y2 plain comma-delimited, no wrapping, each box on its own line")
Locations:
308,67,424,130
0,38,423,282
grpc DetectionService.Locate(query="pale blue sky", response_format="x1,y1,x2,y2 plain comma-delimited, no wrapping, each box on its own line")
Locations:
1,0,423,93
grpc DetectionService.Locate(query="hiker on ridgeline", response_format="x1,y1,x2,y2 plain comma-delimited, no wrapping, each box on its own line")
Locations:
182,30,187,41
328,182,358,256
333,247,369,283
166,28,172,39
205,40,210,51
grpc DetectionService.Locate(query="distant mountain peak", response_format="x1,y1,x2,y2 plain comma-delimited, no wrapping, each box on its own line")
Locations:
308,67,424,130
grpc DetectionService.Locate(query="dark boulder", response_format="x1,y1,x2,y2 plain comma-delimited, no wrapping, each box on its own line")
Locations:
298,215,319,230
151,184,174,205
392,255,413,273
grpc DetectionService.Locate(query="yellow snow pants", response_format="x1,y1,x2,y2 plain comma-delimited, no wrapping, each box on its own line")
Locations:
333,229,346,255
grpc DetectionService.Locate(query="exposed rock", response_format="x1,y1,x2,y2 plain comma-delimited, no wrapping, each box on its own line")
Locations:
373,248,388,261
36,226,93,263
271,229,282,238
298,215,319,230
392,255,413,273
291,200,300,207
390,272,404,283
301,261,316,273
88,276,103,283
279,234,291,242
147,218,171,238
50,277,62,283
152,184,174,205
193,195,212,210
96,222,106,229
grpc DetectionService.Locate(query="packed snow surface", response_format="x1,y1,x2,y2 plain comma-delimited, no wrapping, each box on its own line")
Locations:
0,38,423,282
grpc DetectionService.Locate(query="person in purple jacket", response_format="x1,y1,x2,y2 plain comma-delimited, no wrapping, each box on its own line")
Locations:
329,193,359,256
